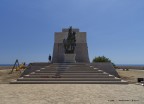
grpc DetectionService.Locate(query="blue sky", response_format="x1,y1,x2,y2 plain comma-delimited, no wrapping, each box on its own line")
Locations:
0,0,144,64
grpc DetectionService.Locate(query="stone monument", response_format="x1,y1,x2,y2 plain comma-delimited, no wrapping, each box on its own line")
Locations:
52,26,90,63
11,26,126,84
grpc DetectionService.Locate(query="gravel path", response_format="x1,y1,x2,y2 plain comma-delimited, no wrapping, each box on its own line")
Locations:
0,84,143,104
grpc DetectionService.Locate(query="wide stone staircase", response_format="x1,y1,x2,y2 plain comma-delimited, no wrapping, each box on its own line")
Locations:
10,63,128,84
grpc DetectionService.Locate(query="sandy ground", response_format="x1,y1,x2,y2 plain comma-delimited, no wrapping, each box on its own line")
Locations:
0,84,143,104
0,69,21,84
116,69,144,83
0,68,144,104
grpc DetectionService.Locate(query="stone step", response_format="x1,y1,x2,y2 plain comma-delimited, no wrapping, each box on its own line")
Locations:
35,70,99,73
49,66,91,68
49,64,90,66
42,67,95,70
35,70,103,73
30,73,108,75
24,74,114,78
17,78,121,81
47,67,69,69
52,63,87,65
40,69,95,71
10,80,128,84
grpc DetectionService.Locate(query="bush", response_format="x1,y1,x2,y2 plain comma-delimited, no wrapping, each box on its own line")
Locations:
92,56,115,66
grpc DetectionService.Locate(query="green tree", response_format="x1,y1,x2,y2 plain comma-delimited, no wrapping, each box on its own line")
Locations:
92,56,115,66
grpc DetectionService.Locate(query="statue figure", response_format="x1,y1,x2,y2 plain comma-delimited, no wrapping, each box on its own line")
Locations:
63,26,76,53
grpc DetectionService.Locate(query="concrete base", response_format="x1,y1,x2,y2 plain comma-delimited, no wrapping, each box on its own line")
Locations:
64,54,76,63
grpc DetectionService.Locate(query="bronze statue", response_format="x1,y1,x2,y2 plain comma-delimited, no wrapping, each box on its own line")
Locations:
63,26,76,53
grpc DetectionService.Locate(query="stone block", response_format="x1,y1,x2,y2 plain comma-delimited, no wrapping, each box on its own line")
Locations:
64,54,76,63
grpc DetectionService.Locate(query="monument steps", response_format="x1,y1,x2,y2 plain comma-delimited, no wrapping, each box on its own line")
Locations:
10,63,128,84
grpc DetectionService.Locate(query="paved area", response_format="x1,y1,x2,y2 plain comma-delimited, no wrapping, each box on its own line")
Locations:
0,84,143,104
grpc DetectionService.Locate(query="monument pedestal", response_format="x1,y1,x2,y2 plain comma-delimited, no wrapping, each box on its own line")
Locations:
64,54,76,63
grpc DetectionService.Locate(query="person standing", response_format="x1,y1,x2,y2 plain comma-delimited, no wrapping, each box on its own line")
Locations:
48,54,52,63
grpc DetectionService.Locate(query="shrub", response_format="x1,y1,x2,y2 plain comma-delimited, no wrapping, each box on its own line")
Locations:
92,56,115,66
